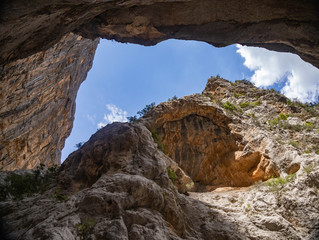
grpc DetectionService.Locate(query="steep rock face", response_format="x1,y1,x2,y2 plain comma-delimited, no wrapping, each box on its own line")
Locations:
1,1,319,68
142,94,275,191
0,84,318,239
139,78,319,192
0,122,246,240
0,33,98,170
1,0,319,171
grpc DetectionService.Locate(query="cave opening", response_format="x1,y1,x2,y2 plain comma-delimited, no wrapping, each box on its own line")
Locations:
61,39,253,161
61,38,319,192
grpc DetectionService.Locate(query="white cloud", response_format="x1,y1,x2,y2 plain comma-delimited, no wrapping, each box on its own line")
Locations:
87,114,96,125
236,44,319,102
97,104,128,128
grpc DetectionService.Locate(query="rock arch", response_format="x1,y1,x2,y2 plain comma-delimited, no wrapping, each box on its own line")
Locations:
0,0,318,170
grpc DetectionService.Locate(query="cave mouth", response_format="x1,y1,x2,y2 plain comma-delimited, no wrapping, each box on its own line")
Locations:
61,38,319,192
154,111,272,193
61,39,253,161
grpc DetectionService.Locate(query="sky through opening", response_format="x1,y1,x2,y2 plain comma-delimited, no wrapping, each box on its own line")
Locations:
61,39,319,161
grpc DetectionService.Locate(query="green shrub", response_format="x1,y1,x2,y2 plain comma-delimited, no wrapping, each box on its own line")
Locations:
266,174,296,191
253,100,262,106
239,102,250,108
269,88,280,94
286,99,292,106
223,101,237,111
303,150,311,154
127,116,138,122
248,113,256,119
149,128,166,154
233,91,239,98
303,164,314,174
282,123,303,131
168,95,178,101
304,121,314,131
167,167,177,183
235,79,252,85
245,203,252,213
75,142,84,149
76,218,95,238
52,189,69,202
267,113,290,129
137,102,156,117
186,182,194,191
279,113,289,120
267,118,280,127
216,74,221,79
0,165,59,201
289,140,298,148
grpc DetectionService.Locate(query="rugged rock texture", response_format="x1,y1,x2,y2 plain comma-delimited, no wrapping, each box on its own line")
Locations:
142,95,261,190
1,0,319,171
1,1,319,68
0,122,246,240
0,78,319,239
0,33,98,170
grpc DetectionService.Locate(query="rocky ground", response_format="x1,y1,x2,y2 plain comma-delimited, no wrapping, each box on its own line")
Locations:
0,77,318,239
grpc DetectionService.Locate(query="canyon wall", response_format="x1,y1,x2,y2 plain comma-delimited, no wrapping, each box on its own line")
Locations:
1,78,318,239
0,0,318,170
1,1,318,67
0,33,98,170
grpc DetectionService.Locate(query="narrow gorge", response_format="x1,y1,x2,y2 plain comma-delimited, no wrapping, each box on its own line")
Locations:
1,1,319,239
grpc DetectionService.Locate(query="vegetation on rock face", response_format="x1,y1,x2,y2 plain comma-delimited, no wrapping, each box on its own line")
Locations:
234,79,252,85
223,101,237,111
127,115,138,122
76,218,95,239
0,164,59,201
303,164,314,174
127,102,157,122
288,140,299,148
239,102,251,108
167,167,177,183
266,174,296,191
168,95,178,101
303,121,314,131
267,113,290,130
137,102,156,117
52,188,69,202
149,127,167,154
75,142,84,149
253,99,262,106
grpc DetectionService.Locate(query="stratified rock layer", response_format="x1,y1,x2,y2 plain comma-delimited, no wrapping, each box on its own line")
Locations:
1,83,318,239
0,33,98,170
1,1,319,68
0,122,247,240
142,96,270,190
1,0,319,171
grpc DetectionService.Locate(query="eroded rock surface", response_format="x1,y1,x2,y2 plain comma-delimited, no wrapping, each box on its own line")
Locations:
0,78,319,239
1,1,319,68
1,1,319,171
0,122,246,240
0,33,98,170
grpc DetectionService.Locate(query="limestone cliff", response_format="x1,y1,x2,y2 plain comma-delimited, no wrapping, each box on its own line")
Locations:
1,0,319,171
140,78,319,191
1,1,318,68
0,33,98,170
1,78,318,239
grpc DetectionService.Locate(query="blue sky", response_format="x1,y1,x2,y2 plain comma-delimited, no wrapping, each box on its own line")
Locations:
61,39,319,161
